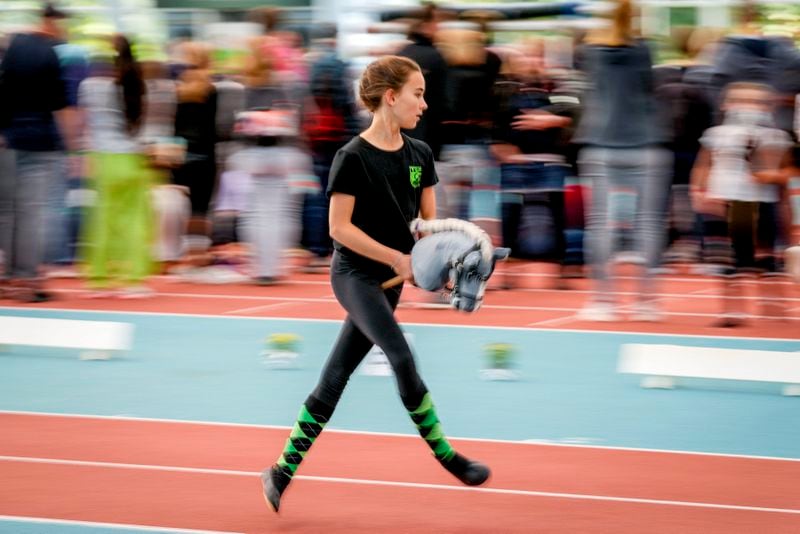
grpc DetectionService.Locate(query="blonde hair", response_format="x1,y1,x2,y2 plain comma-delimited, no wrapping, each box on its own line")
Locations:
359,55,421,112
586,0,635,47
436,29,486,67
243,36,273,88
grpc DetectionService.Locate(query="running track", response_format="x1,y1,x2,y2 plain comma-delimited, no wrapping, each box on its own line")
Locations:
1,267,799,532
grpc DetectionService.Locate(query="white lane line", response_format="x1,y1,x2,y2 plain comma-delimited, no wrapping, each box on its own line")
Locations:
223,302,300,315
3,410,800,462
42,289,800,317
1,455,798,516
0,514,243,533
52,288,337,304
3,306,800,342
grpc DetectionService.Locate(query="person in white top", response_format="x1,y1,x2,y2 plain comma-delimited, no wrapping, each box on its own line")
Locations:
691,82,794,326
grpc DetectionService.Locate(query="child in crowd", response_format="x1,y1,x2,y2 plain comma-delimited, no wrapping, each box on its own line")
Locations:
690,82,794,326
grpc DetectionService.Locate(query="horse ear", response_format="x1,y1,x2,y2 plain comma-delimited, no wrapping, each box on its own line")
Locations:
493,247,511,261
463,250,482,269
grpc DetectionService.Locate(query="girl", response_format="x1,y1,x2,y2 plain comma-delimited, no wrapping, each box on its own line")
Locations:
261,55,490,513
79,34,155,297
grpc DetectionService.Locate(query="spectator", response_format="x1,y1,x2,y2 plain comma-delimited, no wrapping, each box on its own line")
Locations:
301,23,359,270
491,41,578,288
0,2,69,302
397,2,448,160
572,0,671,321
653,28,716,265
172,41,218,265
690,82,794,326
78,34,155,297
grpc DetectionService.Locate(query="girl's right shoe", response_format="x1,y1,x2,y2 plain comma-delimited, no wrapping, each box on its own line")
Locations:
440,452,490,486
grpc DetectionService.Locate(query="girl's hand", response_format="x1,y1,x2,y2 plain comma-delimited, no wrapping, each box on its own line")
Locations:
391,253,414,282
753,169,788,185
691,190,727,217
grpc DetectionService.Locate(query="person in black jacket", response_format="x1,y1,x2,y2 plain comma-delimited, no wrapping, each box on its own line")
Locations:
0,3,69,302
260,55,490,514
397,3,447,160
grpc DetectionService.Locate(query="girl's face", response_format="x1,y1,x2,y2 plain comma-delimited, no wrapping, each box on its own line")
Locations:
388,70,427,129
723,87,772,114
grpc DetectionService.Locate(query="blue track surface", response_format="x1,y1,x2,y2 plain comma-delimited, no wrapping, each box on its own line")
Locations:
2,308,799,460
0,519,192,534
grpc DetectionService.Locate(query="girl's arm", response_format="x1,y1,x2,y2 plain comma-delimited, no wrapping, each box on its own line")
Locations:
690,147,726,217
419,185,436,221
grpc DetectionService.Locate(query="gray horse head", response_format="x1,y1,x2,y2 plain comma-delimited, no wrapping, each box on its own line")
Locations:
411,231,510,312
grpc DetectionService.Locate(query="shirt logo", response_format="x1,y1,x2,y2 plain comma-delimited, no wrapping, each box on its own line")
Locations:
409,166,422,188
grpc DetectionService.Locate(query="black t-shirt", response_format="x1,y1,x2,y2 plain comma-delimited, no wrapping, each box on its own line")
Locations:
327,133,438,274
0,32,66,151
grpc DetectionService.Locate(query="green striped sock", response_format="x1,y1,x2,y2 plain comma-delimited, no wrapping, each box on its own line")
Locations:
408,393,455,462
275,404,329,477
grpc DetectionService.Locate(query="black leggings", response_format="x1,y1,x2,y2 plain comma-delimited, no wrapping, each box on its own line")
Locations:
310,252,427,411
702,201,777,274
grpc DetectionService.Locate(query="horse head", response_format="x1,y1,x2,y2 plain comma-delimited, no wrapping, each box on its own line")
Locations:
411,229,509,313
450,245,510,312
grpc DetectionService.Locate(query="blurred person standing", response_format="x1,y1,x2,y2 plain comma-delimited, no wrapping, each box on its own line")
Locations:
78,35,155,297
710,1,800,133
690,82,794,326
653,28,716,266
572,0,671,321
708,1,800,283
208,68,246,255
48,34,90,269
301,23,359,270
434,23,501,225
139,59,185,271
491,41,579,288
396,2,447,161
230,38,314,285
0,3,69,302
171,42,218,266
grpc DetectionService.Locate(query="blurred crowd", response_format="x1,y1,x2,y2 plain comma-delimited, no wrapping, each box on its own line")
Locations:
1,1,799,327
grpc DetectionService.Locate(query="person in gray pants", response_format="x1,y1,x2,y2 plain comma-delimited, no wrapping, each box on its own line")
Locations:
0,4,69,302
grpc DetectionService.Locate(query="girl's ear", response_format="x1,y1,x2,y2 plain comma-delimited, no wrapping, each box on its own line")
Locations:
384,88,396,107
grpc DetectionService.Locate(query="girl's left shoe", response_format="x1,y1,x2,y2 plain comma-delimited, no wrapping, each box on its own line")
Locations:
261,464,292,513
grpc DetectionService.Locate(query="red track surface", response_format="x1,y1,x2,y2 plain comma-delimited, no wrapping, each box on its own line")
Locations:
2,413,800,533
3,267,800,532
5,265,799,339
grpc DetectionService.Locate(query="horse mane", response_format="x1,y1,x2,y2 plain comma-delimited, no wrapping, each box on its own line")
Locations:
409,218,494,262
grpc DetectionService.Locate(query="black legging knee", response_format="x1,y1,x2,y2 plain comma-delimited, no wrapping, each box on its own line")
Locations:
310,253,427,411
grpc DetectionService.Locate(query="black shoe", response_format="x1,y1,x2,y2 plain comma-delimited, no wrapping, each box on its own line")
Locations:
440,452,490,486
261,465,292,513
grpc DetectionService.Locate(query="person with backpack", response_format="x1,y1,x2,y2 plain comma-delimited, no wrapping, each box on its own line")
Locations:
301,23,359,269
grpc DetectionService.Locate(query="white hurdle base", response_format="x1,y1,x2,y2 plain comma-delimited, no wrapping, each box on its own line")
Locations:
618,344,800,396
0,316,134,360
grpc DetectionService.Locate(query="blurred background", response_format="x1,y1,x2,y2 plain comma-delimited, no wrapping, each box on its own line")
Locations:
1,0,799,323
2,2,800,531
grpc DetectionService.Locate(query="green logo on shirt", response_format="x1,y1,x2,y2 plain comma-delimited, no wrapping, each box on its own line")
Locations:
409,166,422,188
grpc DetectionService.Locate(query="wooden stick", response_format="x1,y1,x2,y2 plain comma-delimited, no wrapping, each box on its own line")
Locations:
381,275,405,289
